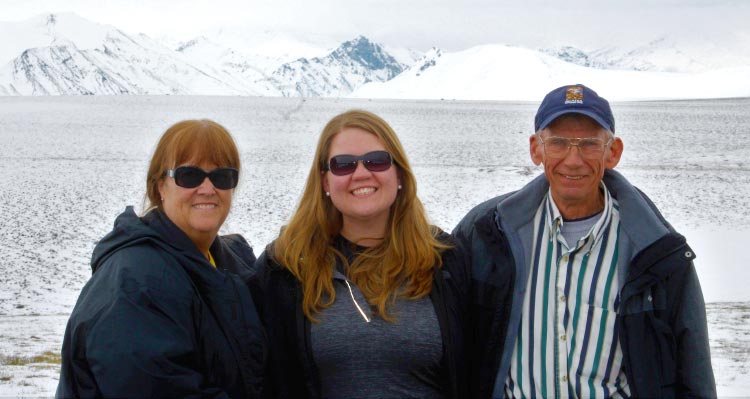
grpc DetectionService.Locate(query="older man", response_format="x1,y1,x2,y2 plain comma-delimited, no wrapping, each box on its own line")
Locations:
454,84,716,398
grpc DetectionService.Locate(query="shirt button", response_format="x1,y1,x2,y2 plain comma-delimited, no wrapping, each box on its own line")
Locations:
562,376,568,382
560,295,566,302
560,335,567,341
562,255,569,262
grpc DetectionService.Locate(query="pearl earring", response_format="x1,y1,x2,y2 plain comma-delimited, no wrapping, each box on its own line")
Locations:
398,184,402,190
325,192,330,197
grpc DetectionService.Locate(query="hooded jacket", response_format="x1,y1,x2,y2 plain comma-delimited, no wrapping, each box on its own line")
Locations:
56,207,265,398
247,231,470,398
453,170,716,399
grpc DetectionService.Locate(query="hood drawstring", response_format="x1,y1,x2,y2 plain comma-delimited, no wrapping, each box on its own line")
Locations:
343,279,371,323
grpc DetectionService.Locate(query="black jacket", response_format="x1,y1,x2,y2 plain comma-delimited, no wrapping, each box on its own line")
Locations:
453,170,716,399
248,232,470,398
56,207,265,398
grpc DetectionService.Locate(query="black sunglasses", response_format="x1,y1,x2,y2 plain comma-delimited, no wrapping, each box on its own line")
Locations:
325,150,393,176
164,166,239,190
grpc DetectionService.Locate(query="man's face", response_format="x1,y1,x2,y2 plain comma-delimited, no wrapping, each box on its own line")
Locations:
530,115,623,218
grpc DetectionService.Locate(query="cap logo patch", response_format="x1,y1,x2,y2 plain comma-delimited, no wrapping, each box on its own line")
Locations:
565,86,584,104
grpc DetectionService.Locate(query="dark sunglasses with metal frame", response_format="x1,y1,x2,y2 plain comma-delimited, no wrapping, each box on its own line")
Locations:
164,166,239,190
324,150,393,176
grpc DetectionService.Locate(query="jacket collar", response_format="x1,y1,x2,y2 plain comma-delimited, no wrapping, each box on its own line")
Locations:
93,206,234,274
601,169,673,256
495,173,548,232
493,169,672,262
142,208,225,266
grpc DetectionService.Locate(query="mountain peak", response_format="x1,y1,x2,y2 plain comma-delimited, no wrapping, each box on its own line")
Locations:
338,35,377,55
331,36,403,78
269,35,407,96
344,35,370,45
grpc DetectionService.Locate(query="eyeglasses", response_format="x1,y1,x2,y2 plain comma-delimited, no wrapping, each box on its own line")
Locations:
164,166,239,190
325,150,393,176
539,136,612,159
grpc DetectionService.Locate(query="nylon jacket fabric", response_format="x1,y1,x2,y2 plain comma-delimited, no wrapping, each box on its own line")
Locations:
56,207,265,398
247,231,470,399
452,169,716,399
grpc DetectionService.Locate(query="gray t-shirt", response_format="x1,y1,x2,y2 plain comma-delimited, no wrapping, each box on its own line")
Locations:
560,211,601,248
310,237,445,398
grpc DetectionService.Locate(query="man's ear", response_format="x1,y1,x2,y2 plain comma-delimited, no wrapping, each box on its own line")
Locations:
605,137,624,169
530,134,543,166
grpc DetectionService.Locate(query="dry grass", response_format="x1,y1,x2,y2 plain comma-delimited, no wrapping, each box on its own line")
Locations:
0,351,60,366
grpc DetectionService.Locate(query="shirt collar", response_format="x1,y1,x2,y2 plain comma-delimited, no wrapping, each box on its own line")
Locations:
544,181,615,251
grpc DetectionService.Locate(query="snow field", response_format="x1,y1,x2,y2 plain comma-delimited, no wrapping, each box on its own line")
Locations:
0,95,748,396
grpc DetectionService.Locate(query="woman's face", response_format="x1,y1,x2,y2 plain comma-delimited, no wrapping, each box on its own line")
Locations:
322,127,400,237
158,158,234,249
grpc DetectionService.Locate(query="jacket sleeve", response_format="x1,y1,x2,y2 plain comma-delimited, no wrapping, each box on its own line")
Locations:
672,261,717,398
247,250,313,399
440,233,473,398
246,250,285,399
59,249,230,399
452,210,472,245
452,208,479,267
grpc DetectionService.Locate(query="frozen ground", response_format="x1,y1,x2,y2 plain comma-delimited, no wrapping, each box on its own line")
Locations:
1,304,746,397
0,96,748,396
0,315,65,397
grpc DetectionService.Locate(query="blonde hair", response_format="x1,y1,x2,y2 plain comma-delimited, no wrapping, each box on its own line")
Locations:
144,119,240,213
272,109,449,321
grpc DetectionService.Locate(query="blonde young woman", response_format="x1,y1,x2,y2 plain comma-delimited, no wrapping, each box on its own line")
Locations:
249,110,470,398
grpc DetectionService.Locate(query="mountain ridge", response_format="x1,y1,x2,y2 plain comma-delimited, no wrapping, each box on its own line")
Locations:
1,12,748,100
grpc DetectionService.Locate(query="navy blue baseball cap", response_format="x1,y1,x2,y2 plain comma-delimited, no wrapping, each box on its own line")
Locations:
534,84,615,134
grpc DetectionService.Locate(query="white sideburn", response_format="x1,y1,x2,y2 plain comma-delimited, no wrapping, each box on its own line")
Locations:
344,280,371,323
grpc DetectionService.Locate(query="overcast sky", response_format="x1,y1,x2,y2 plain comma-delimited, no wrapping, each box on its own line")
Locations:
2,0,749,51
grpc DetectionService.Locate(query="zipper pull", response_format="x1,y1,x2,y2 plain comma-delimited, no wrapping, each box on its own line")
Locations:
344,280,371,323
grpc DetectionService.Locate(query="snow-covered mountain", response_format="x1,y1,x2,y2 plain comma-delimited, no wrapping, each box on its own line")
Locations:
174,32,329,77
174,36,280,96
351,44,750,101
542,33,750,74
1,12,749,100
271,36,408,97
539,46,608,70
0,13,112,66
174,35,409,97
0,14,407,96
198,29,336,64
0,13,269,95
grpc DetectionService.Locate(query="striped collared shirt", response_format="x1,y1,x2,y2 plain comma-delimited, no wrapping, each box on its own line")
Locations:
504,183,630,398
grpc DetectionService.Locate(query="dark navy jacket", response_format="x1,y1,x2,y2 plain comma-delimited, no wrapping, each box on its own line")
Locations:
453,170,716,399
56,207,265,398
248,232,470,398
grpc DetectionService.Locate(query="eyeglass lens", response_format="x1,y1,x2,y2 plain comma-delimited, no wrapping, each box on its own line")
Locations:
328,150,393,176
169,166,239,190
543,137,608,159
